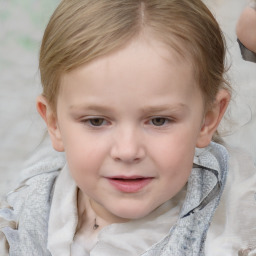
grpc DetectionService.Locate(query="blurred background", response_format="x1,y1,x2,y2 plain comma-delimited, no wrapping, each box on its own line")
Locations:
0,0,255,196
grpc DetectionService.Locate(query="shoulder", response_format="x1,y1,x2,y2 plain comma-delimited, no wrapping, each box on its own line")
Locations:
0,154,64,255
206,146,256,255
0,200,13,256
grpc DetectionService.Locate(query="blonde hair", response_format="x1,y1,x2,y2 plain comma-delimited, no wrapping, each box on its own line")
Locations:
39,0,230,112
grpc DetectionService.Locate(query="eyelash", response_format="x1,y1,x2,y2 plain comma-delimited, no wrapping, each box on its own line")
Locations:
81,116,173,128
148,117,171,127
81,117,109,127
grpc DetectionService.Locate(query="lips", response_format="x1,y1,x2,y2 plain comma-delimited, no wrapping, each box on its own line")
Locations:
107,176,153,193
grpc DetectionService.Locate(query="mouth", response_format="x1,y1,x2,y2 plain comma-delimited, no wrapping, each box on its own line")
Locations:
107,176,153,193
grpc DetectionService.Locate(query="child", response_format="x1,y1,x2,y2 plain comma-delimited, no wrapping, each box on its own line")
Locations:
0,0,256,255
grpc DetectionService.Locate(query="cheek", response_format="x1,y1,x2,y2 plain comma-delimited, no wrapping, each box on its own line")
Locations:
156,143,194,200
61,131,108,182
151,129,197,164
150,131,196,184
66,144,103,171
66,146,103,194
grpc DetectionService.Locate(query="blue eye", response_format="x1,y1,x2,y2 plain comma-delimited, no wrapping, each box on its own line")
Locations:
151,117,168,126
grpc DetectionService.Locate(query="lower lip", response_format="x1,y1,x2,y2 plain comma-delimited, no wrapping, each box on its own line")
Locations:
107,178,153,193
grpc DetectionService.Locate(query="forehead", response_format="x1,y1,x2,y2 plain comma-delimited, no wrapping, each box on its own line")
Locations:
61,34,194,82
58,35,202,110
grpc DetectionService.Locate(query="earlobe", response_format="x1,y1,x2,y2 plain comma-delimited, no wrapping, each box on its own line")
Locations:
196,89,230,148
36,95,64,152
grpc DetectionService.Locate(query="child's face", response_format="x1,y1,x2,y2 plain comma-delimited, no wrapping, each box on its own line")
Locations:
50,36,209,221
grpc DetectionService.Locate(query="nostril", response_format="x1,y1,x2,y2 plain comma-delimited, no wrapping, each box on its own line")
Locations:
110,136,146,163
113,156,142,163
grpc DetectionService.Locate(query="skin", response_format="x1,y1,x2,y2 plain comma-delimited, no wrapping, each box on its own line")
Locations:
37,34,230,227
236,7,256,53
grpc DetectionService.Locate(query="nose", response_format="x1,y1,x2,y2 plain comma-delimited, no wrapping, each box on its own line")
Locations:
110,126,146,163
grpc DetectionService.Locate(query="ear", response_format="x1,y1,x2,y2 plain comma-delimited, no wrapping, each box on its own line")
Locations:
36,95,64,152
196,89,230,148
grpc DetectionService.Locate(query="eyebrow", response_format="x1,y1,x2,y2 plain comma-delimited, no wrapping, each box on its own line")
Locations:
141,104,189,114
69,103,188,114
69,104,115,115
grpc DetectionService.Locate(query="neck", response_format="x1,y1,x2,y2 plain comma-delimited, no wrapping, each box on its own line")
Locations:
90,198,130,225
77,189,129,231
